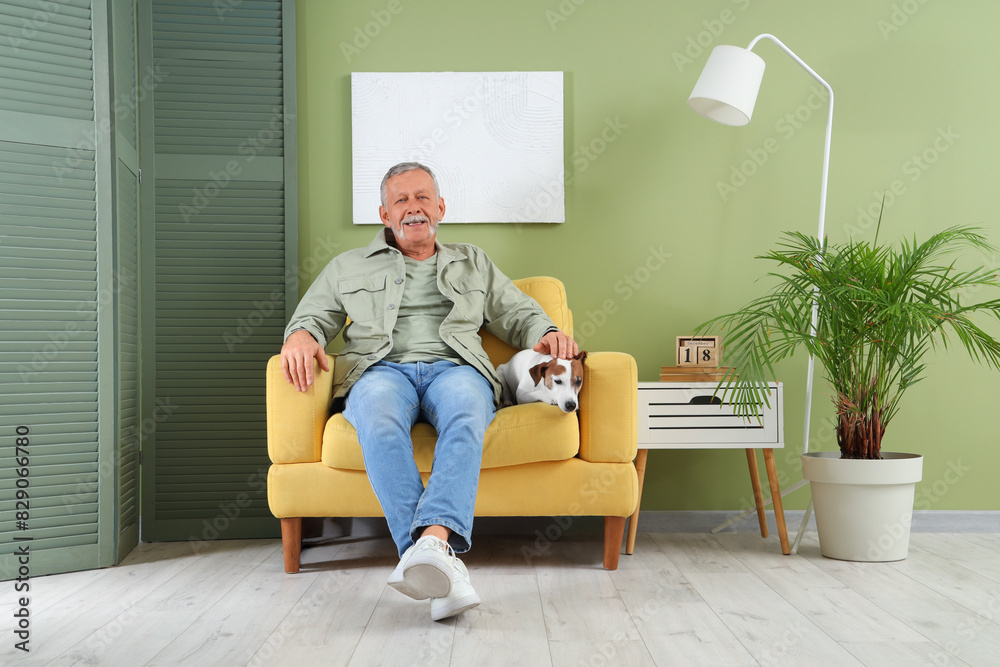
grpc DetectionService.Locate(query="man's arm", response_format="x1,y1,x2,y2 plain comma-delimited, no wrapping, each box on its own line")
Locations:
476,250,578,358
281,329,330,392
280,261,347,391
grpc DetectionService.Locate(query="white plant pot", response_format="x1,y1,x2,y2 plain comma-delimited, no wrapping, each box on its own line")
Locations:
801,452,923,562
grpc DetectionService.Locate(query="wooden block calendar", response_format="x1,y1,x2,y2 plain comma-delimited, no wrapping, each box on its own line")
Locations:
676,336,720,367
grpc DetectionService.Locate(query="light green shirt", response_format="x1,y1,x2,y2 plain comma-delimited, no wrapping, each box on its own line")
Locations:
384,254,464,365
284,229,558,405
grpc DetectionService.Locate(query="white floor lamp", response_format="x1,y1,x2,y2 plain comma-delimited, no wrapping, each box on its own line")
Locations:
687,34,834,554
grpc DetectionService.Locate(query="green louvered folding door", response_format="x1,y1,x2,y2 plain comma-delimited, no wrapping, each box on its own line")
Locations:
111,0,141,562
0,0,129,578
138,0,296,541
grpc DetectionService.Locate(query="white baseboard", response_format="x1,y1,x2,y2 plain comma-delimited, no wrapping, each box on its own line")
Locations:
631,510,1000,533
301,511,1000,547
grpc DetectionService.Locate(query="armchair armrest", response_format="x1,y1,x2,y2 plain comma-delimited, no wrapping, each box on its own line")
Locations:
266,354,335,464
578,351,638,463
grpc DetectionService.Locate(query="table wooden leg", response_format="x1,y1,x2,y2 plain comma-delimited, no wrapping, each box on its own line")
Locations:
626,448,648,555
762,448,790,555
745,448,768,538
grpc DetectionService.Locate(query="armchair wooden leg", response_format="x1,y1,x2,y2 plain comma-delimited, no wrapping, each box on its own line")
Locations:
281,517,302,573
603,516,627,570
626,448,649,555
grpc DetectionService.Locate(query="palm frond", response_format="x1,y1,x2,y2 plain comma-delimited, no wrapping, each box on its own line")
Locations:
695,225,1000,459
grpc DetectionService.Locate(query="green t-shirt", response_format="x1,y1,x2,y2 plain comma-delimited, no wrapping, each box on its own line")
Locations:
384,254,466,365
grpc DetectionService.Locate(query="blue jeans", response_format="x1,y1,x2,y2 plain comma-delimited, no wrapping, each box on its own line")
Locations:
343,360,496,557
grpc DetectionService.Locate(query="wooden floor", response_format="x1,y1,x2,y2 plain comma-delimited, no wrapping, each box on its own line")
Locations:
5,527,1000,666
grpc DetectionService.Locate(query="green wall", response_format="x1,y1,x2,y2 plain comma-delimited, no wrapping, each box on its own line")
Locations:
294,0,1000,511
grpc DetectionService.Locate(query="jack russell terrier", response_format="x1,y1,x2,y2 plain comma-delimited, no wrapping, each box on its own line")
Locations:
497,350,588,413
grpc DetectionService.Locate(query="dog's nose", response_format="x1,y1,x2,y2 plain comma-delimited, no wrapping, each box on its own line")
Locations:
563,400,577,412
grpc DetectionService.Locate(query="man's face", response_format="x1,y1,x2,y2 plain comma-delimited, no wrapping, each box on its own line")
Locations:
379,169,445,246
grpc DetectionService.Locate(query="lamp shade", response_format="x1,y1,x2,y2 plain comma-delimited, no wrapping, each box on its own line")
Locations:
688,45,766,126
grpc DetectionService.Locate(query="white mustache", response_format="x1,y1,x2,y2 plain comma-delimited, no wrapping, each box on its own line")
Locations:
402,215,429,225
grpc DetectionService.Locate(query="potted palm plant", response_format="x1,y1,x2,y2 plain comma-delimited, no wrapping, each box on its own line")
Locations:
697,223,1000,561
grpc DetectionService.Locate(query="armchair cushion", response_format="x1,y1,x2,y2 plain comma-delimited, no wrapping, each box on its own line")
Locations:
323,401,580,472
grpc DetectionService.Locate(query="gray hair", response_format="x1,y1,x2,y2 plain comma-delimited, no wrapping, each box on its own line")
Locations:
379,162,441,208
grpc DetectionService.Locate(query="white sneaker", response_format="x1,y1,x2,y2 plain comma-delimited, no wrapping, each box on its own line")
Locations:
387,535,455,600
430,557,480,621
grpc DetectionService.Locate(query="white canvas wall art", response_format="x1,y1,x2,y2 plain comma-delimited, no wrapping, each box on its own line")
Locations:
352,71,564,224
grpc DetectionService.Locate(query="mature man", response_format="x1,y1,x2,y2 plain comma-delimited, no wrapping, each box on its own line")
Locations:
281,162,578,620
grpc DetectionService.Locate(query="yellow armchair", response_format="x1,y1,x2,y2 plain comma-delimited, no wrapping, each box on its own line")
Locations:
266,277,638,571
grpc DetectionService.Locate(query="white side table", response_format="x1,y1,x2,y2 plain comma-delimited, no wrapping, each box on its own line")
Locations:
629,381,789,554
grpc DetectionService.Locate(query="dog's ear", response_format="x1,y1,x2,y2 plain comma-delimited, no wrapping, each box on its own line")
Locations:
528,362,549,386
570,351,587,394
529,359,559,386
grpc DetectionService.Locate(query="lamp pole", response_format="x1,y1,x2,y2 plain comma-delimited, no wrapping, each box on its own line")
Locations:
750,34,834,553
689,34,834,553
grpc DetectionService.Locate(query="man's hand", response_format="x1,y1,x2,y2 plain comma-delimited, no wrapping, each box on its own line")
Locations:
281,329,330,392
533,330,579,359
